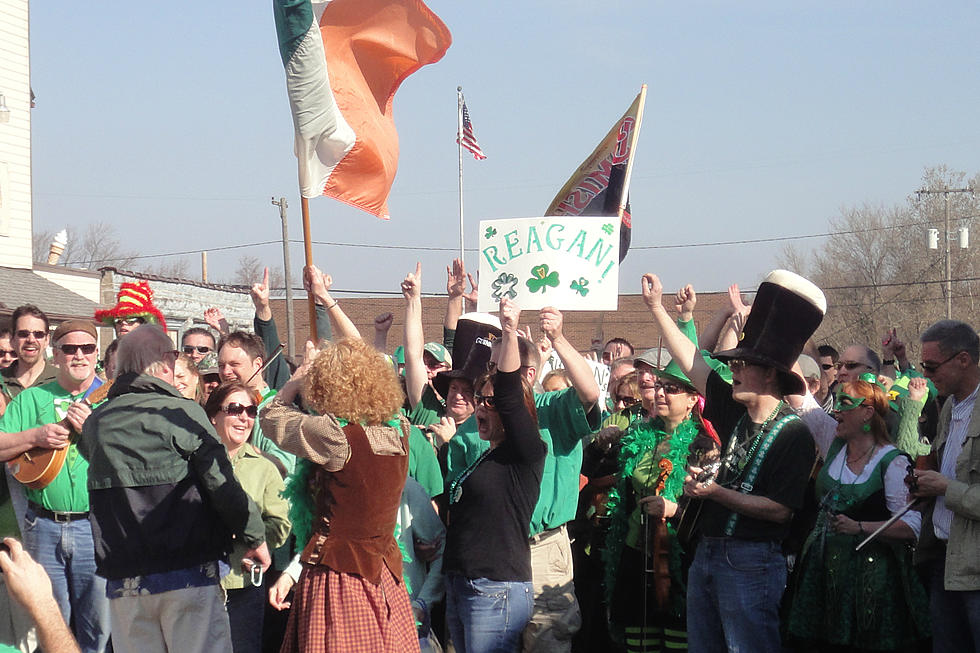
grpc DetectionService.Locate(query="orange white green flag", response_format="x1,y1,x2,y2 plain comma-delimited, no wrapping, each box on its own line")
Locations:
273,0,452,219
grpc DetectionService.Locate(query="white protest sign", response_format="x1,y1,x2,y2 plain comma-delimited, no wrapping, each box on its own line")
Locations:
477,216,620,311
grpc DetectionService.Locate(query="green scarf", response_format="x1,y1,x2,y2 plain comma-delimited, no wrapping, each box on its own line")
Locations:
602,416,699,617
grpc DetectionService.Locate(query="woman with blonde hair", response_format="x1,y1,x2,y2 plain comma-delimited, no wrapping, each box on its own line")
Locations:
786,376,929,650
259,337,416,653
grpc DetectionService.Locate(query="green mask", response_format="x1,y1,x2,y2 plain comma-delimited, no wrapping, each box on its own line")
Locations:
833,390,866,412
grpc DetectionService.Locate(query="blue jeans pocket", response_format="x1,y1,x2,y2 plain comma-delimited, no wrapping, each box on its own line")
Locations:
724,541,774,572
468,578,510,600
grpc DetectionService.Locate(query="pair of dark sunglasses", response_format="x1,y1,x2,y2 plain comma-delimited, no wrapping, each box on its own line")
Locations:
653,382,687,395
820,363,835,370
614,395,639,407
59,343,97,356
182,345,212,355
221,403,258,418
0,349,16,358
835,360,869,371
474,393,496,408
114,317,145,327
15,329,47,340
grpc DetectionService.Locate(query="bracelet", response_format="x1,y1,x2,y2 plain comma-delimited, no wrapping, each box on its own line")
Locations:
325,300,339,310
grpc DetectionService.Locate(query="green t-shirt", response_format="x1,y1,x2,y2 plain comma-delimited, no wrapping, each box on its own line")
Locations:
251,387,297,475
446,387,599,536
404,384,445,428
0,381,91,512
408,424,443,498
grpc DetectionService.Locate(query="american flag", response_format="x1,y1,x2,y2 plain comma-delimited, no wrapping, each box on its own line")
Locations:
457,102,487,160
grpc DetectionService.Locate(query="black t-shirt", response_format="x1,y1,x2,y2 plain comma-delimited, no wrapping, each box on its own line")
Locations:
444,370,547,581
698,370,816,541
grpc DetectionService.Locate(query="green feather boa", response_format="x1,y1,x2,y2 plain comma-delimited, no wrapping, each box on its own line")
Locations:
602,416,699,621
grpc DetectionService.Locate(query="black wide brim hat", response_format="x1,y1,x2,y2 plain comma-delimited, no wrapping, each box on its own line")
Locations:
433,312,501,398
713,269,827,396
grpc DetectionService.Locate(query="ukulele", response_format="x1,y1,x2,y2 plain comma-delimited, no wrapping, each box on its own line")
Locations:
7,380,113,490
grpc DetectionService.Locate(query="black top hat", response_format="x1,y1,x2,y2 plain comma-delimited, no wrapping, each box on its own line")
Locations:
433,313,501,398
713,270,826,396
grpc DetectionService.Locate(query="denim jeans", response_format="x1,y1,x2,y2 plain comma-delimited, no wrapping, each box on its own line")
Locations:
21,509,109,653
446,573,534,653
686,537,786,653
226,583,266,653
928,557,980,652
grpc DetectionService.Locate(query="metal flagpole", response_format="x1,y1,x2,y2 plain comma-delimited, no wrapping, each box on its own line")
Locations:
457,86,465,268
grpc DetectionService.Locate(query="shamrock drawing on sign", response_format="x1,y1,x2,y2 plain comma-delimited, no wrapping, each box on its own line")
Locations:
491,272,519,301
526,264,560,294
601,223,614,235
484,226,497,239
570,277,590,297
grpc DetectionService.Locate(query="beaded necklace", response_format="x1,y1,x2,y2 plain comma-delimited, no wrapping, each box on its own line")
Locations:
448,448,493,505
720,399,784,485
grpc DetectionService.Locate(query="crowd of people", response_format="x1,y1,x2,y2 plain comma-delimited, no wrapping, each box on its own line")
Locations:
0,258,977,653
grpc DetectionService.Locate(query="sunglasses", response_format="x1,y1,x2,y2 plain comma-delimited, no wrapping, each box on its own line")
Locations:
0,349,15,358
114,317,145,327
59,343,98,356
15,329,47,340
834,361,869,371
820,363,835,370
222,402,258,418
182,345,212,355
474,393,497,408
614,395,639,407
920,351,962,374
727,359,763,372
653,382,688,395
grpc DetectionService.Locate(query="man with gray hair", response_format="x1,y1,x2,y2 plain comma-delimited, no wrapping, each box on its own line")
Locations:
79,325,269,653
912,319,980,652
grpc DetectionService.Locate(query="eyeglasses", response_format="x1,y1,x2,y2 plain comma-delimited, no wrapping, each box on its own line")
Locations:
182,345,211,355
920,351,963,374
614,395,639,407
834,361,870,371
653,382,688,395
59,343,97,356
474,393,497,408
15,329,47,340
114,317,145,327
0,349,15,358
222,403,258,418
820,363,835,370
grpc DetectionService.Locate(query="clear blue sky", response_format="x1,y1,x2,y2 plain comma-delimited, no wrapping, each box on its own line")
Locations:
27,1,980,298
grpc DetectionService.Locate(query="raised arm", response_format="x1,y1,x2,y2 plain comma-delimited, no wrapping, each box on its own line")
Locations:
402,262,428,409
496,299,545,463
445,258,466,332
304,265,360,341
540,307,599,408
642,274,711,395
373,312,394,352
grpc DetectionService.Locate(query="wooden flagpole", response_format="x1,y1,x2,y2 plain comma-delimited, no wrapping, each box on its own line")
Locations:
616,84,647,220
301,197,319,342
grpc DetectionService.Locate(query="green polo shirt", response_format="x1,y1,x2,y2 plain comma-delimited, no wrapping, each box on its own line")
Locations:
408,424,443,498
0,381,91,512
405,385,444,428
250,386,296,475
446,387,599,536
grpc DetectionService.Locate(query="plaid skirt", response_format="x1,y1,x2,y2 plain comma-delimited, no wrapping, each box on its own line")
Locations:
279,565,419,653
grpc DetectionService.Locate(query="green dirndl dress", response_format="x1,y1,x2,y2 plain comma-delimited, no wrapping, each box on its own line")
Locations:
786,439,930,650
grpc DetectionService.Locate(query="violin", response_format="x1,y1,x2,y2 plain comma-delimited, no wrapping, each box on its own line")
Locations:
643,458,674,611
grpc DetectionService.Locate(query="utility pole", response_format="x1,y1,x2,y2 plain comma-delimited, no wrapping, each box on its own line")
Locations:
201,251,208,283
271,197,295,360
917,184,974,319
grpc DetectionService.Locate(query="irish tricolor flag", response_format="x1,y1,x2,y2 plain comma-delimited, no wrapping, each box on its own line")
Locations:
274,0,451,219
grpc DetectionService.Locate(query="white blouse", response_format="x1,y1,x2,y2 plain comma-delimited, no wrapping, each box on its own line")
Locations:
824,443,921,537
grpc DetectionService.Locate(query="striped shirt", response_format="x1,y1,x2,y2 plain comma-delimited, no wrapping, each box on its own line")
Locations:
933,382,980,540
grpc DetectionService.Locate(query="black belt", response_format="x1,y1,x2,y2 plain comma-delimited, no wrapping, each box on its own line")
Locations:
28,501,89,523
